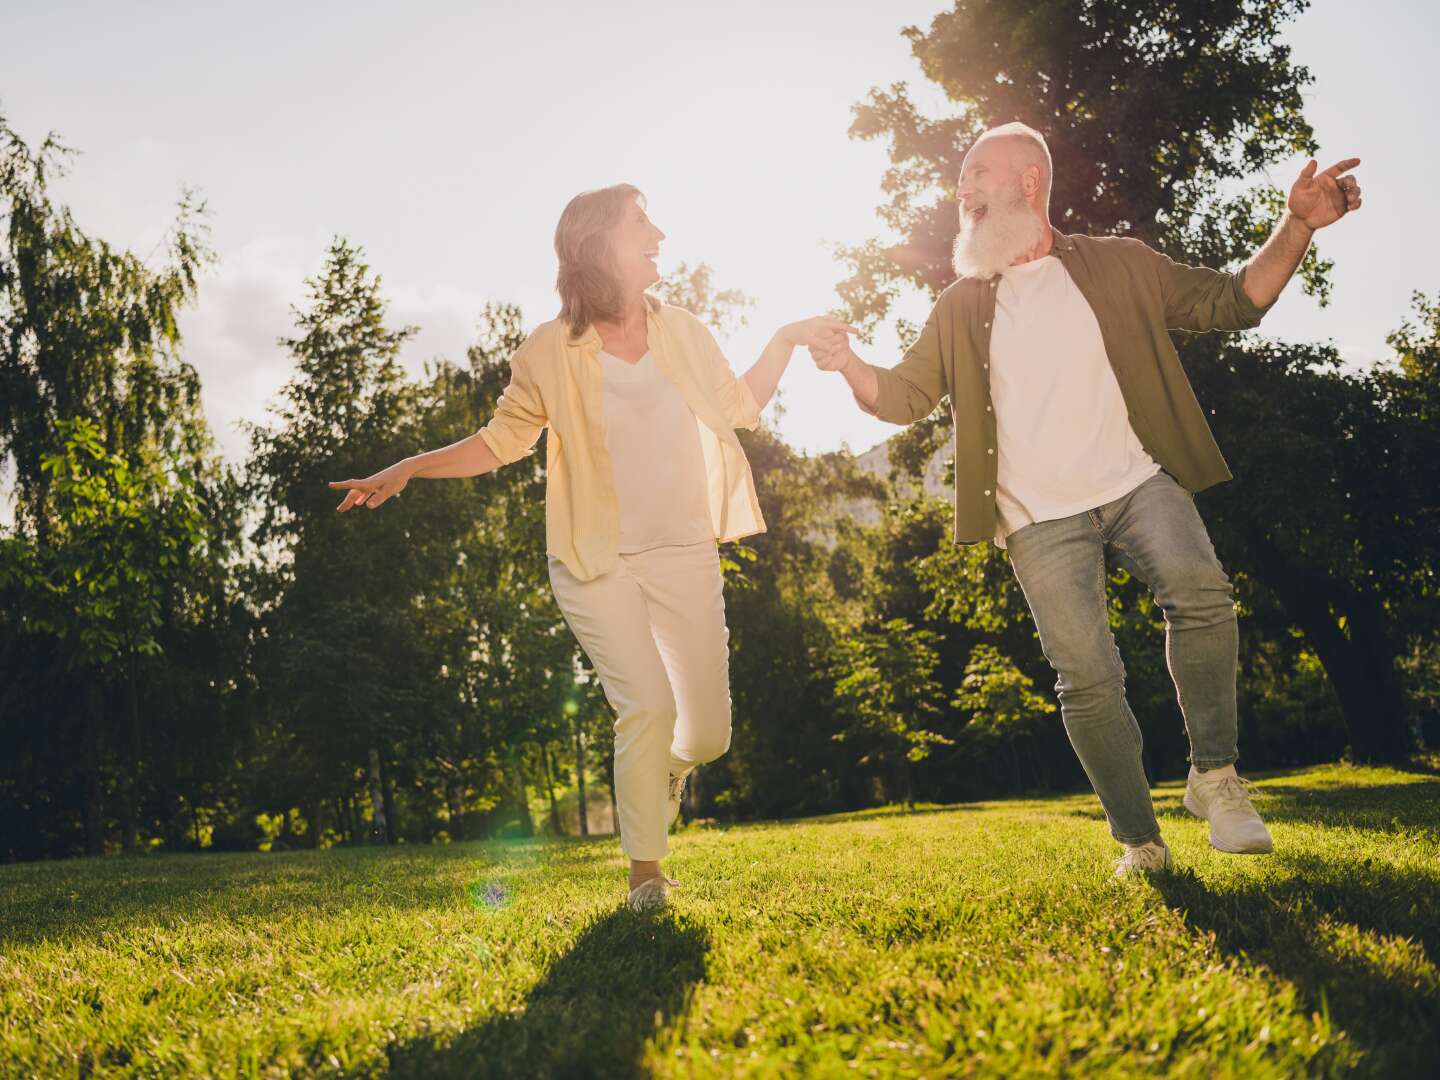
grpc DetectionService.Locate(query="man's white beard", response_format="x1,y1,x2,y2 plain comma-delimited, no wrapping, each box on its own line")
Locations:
951,184,1044,280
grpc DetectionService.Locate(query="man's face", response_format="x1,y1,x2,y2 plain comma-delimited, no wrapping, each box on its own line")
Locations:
950,137,1044,279
957,139,1023,227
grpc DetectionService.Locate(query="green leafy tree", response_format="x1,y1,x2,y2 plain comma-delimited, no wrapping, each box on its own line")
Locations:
953,643,1055,791
0,117,236,859
1185,323,1440,761
0,116,212,538
831,619,951,807
244,237,423,843
1,419,208,854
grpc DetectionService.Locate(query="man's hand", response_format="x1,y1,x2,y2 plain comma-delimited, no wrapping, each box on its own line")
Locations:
809,334,857,373
1289,157,1362,231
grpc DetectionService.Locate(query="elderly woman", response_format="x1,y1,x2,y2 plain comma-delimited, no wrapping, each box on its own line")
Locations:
330,184,851,910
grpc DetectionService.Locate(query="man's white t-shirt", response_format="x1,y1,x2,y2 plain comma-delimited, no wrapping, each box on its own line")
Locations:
598,350,714,554
989,255,1161,545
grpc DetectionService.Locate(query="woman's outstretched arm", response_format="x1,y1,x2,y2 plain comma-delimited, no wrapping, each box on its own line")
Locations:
331,344,548,511
740,316,856,411
328,433,504,512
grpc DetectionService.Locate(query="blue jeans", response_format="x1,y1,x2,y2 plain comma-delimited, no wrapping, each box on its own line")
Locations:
1004,471,1239,844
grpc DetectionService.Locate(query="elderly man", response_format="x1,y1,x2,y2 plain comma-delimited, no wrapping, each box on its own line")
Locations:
812,122,1362,876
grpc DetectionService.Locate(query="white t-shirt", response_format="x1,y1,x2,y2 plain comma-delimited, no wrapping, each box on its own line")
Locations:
598,350,714,554
989,256,1160,545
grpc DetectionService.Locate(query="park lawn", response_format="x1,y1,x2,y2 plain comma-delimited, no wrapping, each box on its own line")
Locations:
1,763,1437,1079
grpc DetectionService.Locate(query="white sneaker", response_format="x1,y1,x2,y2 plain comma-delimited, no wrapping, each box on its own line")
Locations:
1114,839,1174,878
666,771,690,827
1183,764,1273,854
627,875,676,913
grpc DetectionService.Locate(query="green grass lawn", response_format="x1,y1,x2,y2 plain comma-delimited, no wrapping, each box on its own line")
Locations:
3,763,1438,1078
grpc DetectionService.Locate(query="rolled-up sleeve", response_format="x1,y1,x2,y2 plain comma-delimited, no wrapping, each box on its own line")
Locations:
698,319,762,430
1155,249,1275,333
477,349,548,465
869,299,949,424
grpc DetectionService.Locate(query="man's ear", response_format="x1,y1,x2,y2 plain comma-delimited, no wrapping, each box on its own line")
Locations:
1022,164,1041,198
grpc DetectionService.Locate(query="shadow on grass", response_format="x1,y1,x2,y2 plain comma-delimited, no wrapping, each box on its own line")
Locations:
385,906,710,1080
1237,779,1440,834
1063,773,1440,836
1153,853,1440,1077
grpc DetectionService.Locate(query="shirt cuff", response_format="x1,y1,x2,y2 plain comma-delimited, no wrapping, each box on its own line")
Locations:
733,374,763,430
1231,265,1278,329
478,424,528,467
871,366,924,425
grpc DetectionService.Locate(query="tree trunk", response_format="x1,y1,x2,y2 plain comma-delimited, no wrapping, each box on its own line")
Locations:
574,721,589,837
305,799,323,849
384,771,400,845
540,742,562,835
85,681,105,857
367,748,388,844
446,777,465,840
1009,738,1023,793
1247,539,1412,763
121,647,146,854
512,753,535,838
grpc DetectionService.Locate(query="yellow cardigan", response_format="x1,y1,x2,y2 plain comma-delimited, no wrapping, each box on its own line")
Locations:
477,294,766,582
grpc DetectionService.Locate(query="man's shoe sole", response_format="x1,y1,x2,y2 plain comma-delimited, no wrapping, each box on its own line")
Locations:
1183,792,1274,854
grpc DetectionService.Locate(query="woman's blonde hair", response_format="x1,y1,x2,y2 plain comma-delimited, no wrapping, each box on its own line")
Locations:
554,183,644,336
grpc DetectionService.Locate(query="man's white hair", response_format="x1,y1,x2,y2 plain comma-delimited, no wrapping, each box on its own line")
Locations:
972,122,1053,210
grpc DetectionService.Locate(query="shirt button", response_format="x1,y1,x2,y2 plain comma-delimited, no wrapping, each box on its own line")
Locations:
987,448,994,455
983,321,990,328
983,489,992,496
985,405,992,412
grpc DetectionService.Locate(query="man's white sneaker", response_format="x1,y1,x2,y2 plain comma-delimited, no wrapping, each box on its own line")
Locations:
1183,764,1273,854
666,771,690,827
1114,839,1174,878
627,875,676,913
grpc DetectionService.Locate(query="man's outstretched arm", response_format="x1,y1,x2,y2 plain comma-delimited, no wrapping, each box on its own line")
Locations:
1161,155,1363,333
811,304,948,423
1242,156,1362,309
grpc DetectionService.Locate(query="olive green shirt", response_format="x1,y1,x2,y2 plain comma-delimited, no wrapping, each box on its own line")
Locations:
865,229,1275,544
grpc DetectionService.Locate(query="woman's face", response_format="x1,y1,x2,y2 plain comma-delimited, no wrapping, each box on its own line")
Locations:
609,197,666,294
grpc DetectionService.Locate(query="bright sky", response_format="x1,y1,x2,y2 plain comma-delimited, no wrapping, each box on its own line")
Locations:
1,0,1435,470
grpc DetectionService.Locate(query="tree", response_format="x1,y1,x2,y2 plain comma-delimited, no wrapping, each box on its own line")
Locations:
831,619,951,807
953,643,1055,791
244,237,422,843
0,116,212,539
0,116,236,859
1186,325,1439,761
